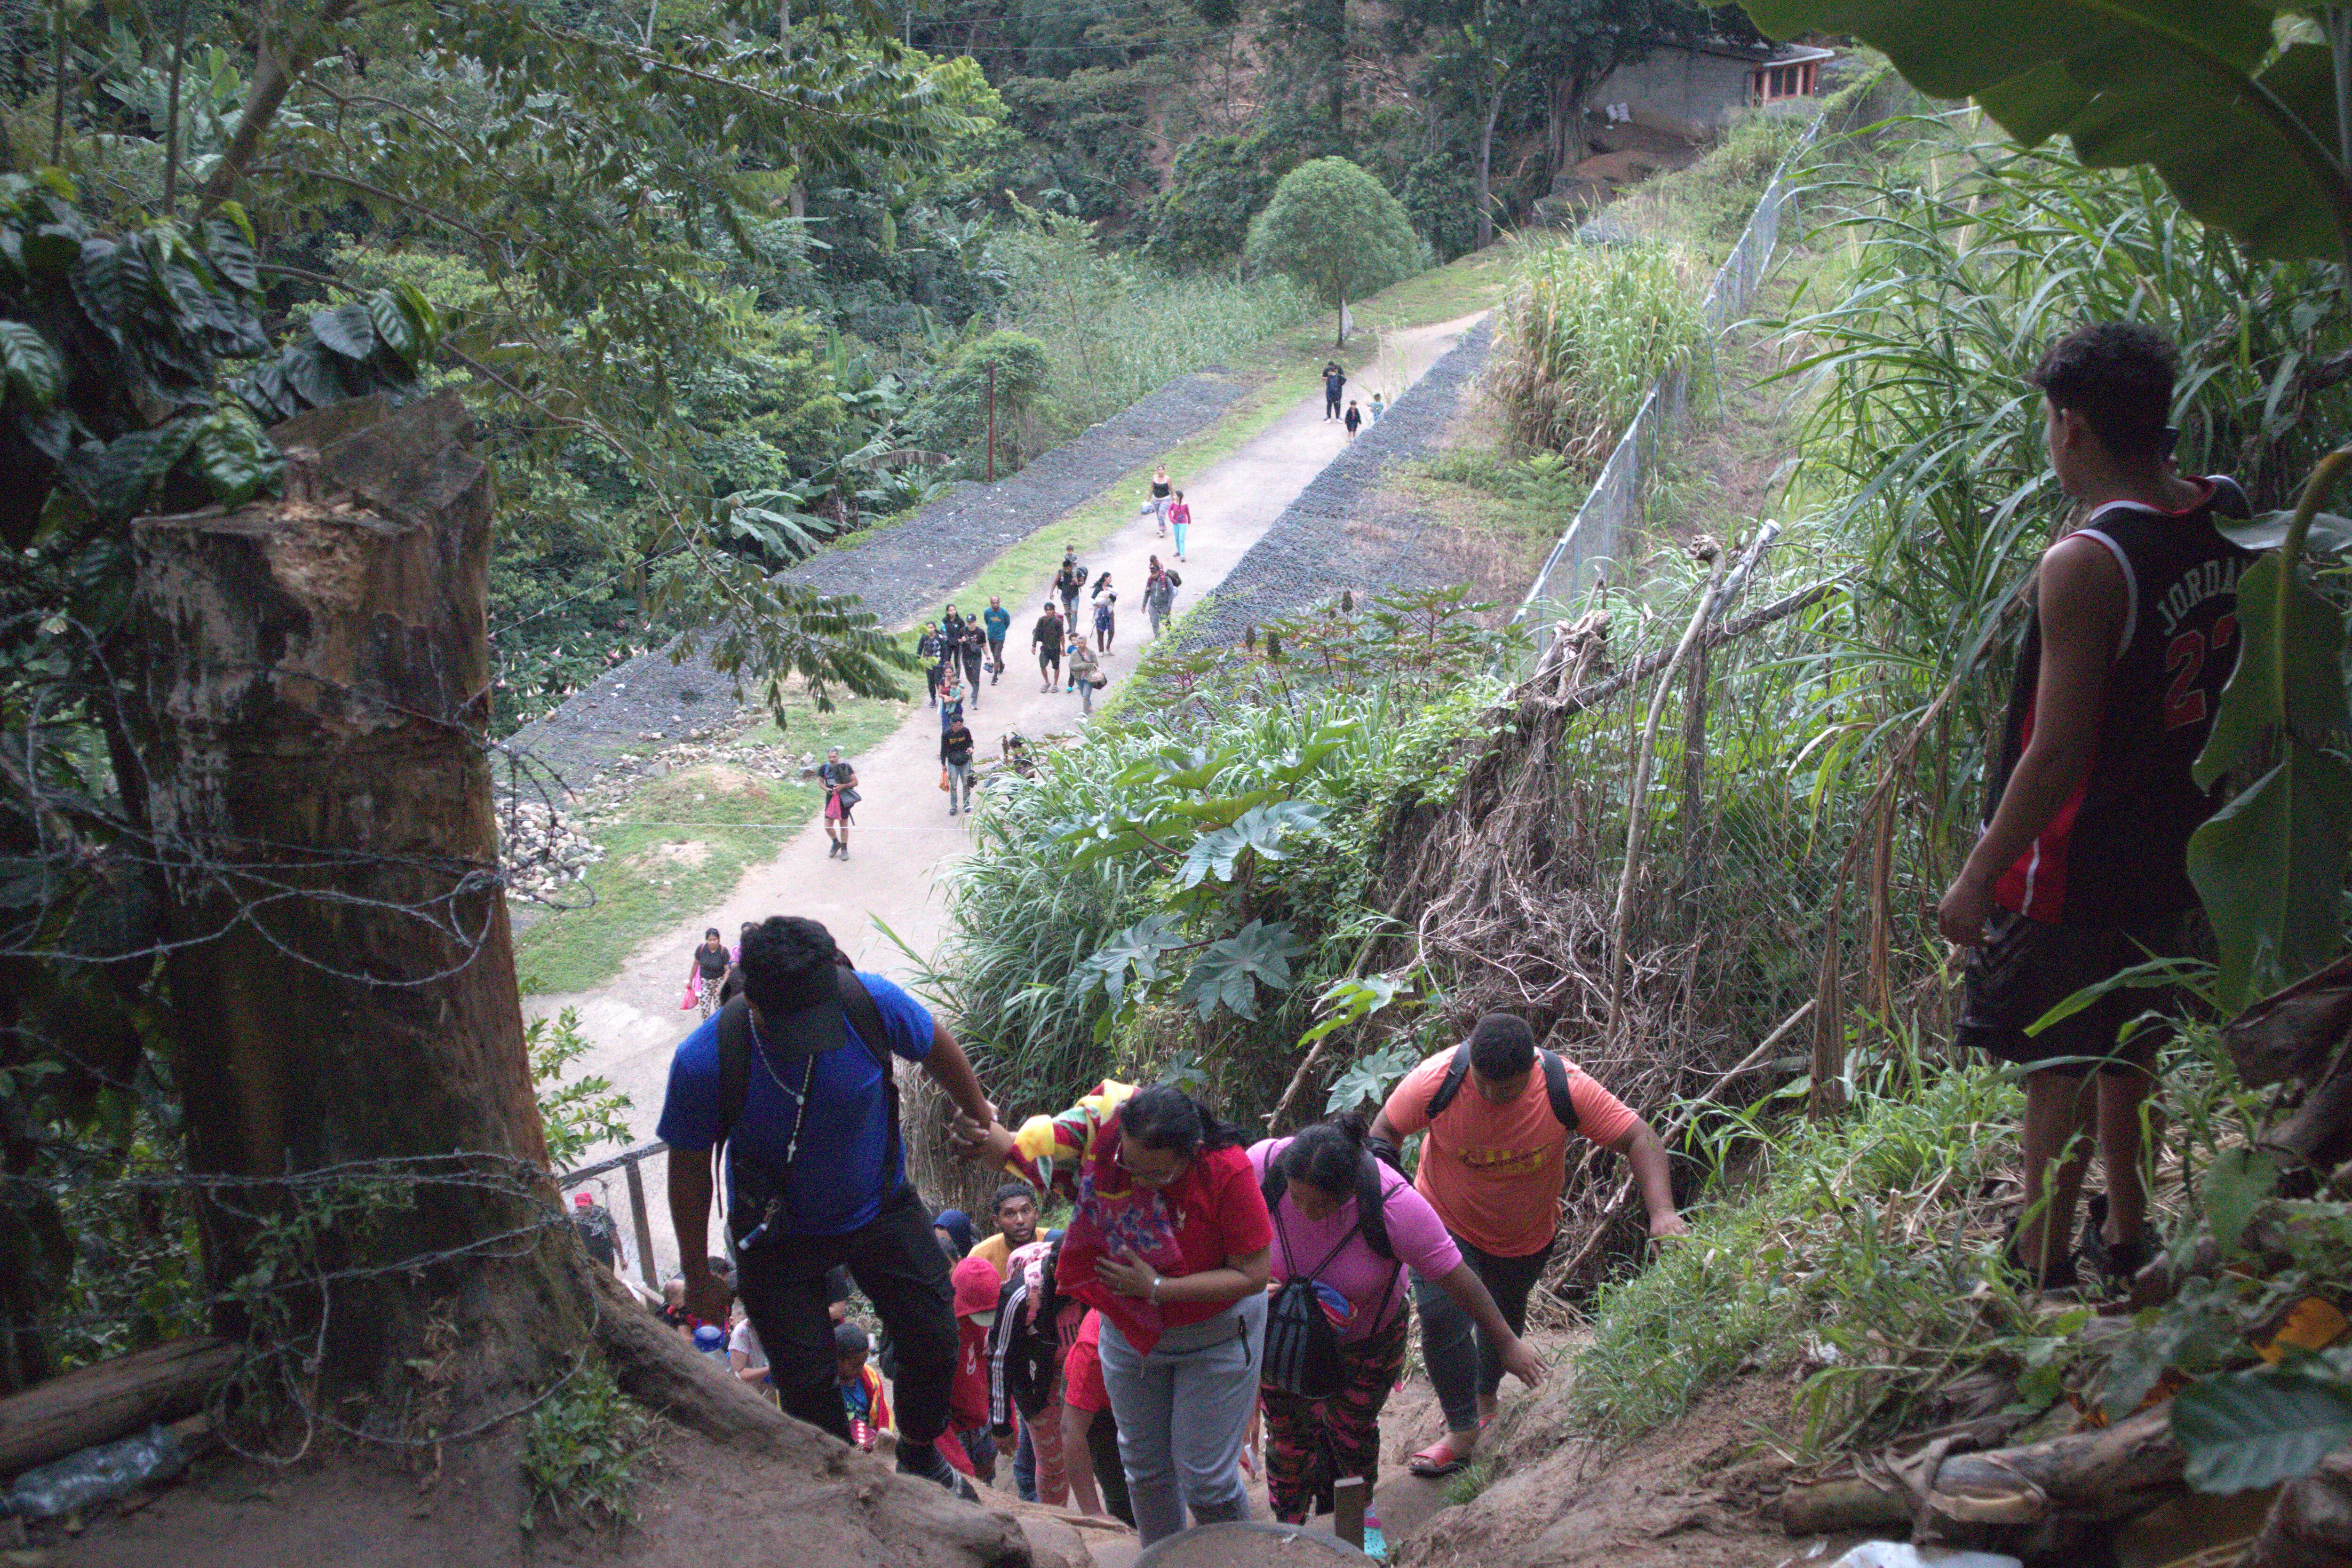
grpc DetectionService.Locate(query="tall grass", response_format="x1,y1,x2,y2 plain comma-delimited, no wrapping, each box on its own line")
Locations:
1492,243,1710,470
989,219,1316,433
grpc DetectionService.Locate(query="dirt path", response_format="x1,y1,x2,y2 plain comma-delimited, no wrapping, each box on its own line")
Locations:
534,313,1486,1275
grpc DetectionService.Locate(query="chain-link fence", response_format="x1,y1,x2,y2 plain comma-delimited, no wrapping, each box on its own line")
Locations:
1510,119,1824,633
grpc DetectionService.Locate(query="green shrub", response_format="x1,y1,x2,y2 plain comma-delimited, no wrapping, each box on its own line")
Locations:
521,1360,655,1536
1492,243,1709,469
988,214,1316,434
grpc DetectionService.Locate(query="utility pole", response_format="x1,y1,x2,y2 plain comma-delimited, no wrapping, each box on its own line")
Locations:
985,360,997,483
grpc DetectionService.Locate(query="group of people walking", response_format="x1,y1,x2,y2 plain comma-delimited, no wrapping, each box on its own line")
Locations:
1322,360,1383,441
656,911,1685,1547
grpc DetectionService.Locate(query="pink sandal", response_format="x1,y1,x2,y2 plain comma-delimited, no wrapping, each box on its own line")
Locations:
1408,1433,1476,1478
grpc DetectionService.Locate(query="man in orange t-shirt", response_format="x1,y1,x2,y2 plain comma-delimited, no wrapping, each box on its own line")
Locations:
1371,1013,1684,1475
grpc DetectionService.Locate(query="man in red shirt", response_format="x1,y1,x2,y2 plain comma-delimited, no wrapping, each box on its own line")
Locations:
1371,1014,1682,1475
1939,323,2249,1296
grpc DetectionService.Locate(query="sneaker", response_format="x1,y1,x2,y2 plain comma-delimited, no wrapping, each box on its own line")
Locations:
896,1443,977,1500
2079,1194,2150,1297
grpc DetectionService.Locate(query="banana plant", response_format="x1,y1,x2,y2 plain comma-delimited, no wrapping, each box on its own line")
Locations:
1739,1,2352,270
2191,452,2352,1008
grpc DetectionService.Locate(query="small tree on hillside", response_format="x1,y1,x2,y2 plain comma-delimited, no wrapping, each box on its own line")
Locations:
1246,158,1428,346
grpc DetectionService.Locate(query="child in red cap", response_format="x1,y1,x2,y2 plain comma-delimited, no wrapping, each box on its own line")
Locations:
945,1256,1002,1482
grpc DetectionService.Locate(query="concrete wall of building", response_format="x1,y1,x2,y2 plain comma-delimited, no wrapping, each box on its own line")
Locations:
1596,49,1760,139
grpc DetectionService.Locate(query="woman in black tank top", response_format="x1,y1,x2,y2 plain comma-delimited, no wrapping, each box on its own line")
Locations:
690,927,730,1019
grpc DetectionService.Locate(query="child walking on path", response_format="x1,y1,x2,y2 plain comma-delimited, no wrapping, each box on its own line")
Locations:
818,748,858,860
1343,400,1362,439
1168,491,1191,562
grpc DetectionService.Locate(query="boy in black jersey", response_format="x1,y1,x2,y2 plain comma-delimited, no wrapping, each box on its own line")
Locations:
1938,324,2250,1295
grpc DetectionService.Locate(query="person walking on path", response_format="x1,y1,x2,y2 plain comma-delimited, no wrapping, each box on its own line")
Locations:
1168,491,1191,562
1055,550,1088,624
1031,600,1065,693
941,713,975,817
1144,558,1181,639
688,927,731,1020
954,1082,1276,1547
917,623,946,707
982,595,1011,686
1068,636,1102,715
1369,391,1384,426
817,748,858,860
938,669,966,736
1090,573,1118,654
1369,1013,1685,1476
955,616,986,707
660,916,1001,1494
1938,322,2251,1297
1148,465,1173,536
1322,361,1346,420
1343,400,1362,440
1247,1111,1542,1524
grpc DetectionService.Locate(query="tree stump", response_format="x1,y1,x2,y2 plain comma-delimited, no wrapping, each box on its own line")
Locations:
132,392,577,1415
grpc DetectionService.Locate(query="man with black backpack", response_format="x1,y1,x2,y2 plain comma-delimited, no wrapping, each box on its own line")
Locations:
1370,1013,1684,1477
659,916,1000,1493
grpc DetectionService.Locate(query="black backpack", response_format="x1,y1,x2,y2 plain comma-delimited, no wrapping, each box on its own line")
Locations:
711,968,897,1251
1425,1044,1582,1131
1259,1152,1397,1400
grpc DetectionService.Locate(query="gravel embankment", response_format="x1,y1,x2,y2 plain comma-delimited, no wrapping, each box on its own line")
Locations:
1175,321,1494,648
505,371,1248,797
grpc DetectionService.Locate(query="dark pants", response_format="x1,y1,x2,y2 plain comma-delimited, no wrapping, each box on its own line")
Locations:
925,665,943,702
1262,1306,1408,1522
1325,392,1341,418
961,647,982,690
735,1185,956,1452
1412,1229,1555,1432
1085,1403,1133,1526
987,639,1005,681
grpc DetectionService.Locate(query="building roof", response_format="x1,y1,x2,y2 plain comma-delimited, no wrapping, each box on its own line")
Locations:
1659,37,1839,67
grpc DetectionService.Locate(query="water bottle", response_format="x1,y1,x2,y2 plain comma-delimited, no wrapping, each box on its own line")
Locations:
694,1324,728,1367
1362,1510,1387,1562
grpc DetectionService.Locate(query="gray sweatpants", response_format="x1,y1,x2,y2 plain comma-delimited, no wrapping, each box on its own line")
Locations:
1097,1293,1266,1546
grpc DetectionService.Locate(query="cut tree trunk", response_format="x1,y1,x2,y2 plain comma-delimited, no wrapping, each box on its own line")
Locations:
128,395,1035,1563
1777,1405,2184,1536
132,393,582,1419
0,1336,237,1476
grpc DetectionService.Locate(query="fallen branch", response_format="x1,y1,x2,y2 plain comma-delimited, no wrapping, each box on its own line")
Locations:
0,1336,237,1476
1778,1405,2182,1536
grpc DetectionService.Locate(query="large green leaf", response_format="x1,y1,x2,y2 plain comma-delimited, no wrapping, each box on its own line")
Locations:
186,410,283,507
1176,919,1311,1022
1738,1,2350,262
2172,1364,2352,1493
0,319,64,412
2196,553,2351,789
310,303,379,363
2186,740,2352,1008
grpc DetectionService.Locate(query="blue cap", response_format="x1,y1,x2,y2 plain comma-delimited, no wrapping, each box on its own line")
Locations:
693,1324,725,1350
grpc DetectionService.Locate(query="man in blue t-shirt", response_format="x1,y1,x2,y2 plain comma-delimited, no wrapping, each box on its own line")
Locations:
661,916,998,1492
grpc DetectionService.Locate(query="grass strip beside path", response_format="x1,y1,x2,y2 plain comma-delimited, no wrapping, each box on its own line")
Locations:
514,694,906,994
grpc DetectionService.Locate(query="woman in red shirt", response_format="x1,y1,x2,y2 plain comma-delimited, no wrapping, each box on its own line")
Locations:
958,1083,1272,1546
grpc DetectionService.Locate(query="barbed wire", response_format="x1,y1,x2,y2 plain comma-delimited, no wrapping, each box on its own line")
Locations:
0,610,614,985
0,1151,619,1461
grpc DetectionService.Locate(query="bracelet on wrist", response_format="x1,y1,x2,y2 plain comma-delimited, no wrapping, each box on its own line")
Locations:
1149,1274,1162,1305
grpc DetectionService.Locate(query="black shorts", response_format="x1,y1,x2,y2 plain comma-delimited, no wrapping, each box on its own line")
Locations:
1955,911,2191,1077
